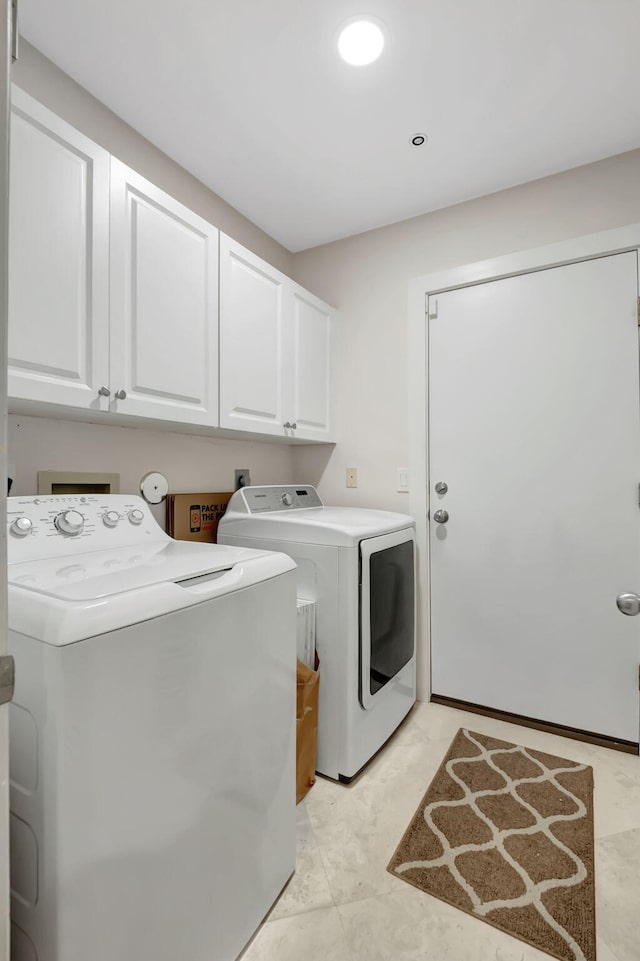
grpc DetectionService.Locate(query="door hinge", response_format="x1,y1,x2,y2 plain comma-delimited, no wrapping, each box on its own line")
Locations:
0,656,15,706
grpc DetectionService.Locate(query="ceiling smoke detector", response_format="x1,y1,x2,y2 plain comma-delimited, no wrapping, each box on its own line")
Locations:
411,133,428,147
337,19,385,66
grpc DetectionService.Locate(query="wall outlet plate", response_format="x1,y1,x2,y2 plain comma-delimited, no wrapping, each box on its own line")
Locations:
234,468,251,490
346,467,358,488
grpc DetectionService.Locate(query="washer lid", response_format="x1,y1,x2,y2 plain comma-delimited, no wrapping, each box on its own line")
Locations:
219,505,415,547
8,540,275,602
8,542,296,646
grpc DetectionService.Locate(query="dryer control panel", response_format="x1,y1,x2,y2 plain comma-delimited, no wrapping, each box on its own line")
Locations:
237,485,323,513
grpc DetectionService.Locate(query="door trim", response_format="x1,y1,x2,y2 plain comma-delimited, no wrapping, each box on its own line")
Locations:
408,223,640,704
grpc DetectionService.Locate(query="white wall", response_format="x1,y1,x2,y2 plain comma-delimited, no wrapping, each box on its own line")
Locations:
8,415,295,527
291,148,640,511
11,45,640,530
291,153,640,702
9,43,296,503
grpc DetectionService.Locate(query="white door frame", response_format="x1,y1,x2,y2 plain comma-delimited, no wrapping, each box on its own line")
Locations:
408,223,640,703
0,1,10,957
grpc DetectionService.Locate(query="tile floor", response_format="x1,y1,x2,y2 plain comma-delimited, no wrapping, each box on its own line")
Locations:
241,702,640,961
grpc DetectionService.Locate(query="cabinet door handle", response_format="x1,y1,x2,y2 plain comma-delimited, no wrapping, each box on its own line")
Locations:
98,386,111,397
115,389,127,400
283,421,292,429
291,422,297,429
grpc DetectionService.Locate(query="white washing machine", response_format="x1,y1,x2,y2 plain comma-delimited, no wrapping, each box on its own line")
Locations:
7,493,297,961
218,485,416,782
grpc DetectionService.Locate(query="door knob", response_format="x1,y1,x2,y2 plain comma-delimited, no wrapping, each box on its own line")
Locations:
98,386,111,397
433,509,449,524
616,593,640,616
283,421,292,429
115,389,127,400
435,481,448,495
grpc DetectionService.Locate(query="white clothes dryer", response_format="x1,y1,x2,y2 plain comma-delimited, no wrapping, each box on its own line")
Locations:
218,485,416,782
7,493,297,961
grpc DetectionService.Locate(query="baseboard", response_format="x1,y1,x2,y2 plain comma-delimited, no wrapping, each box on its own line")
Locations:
430,694,639,755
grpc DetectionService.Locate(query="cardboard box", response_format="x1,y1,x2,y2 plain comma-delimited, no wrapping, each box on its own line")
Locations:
167,492,233,543
296,660,319,804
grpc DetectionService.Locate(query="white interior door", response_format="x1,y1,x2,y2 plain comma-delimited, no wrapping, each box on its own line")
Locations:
429,252,640,744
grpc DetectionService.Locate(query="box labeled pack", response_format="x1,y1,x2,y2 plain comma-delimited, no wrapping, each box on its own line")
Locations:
167,492,233,542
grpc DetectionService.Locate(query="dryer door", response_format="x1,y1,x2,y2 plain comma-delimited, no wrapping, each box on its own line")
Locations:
359,527,415,710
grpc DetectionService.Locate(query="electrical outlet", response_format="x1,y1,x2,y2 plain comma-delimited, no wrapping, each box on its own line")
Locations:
234,468,251,490
346,467,358,488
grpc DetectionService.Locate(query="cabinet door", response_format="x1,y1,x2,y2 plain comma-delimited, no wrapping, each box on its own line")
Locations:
8,88,110,409
109,160,218,426
290,285,334,441
219,234,289,435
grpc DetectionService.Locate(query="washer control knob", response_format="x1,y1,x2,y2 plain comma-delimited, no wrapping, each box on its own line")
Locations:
128,509,144,525
55,509,85,536
103,510,120,529
10,516,33,537
281,492,294,507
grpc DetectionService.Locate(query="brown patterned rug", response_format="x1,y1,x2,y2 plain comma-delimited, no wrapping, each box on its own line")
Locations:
388,729,595,961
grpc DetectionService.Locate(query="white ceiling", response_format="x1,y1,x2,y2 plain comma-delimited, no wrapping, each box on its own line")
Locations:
19,0,640,252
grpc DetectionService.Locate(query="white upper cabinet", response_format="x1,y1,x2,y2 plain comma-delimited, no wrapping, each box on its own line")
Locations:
290,285,334,441
8,88,110,410
219,234,335,441
109,160,219,426
8,91,334,442
219,234,289,435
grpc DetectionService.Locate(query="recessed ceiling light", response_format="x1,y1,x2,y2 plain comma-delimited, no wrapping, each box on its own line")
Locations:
337,19,385,66
410,133,428,146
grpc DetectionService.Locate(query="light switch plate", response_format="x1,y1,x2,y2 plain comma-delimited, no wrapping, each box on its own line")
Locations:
396,467,409,492
346,467,358,488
